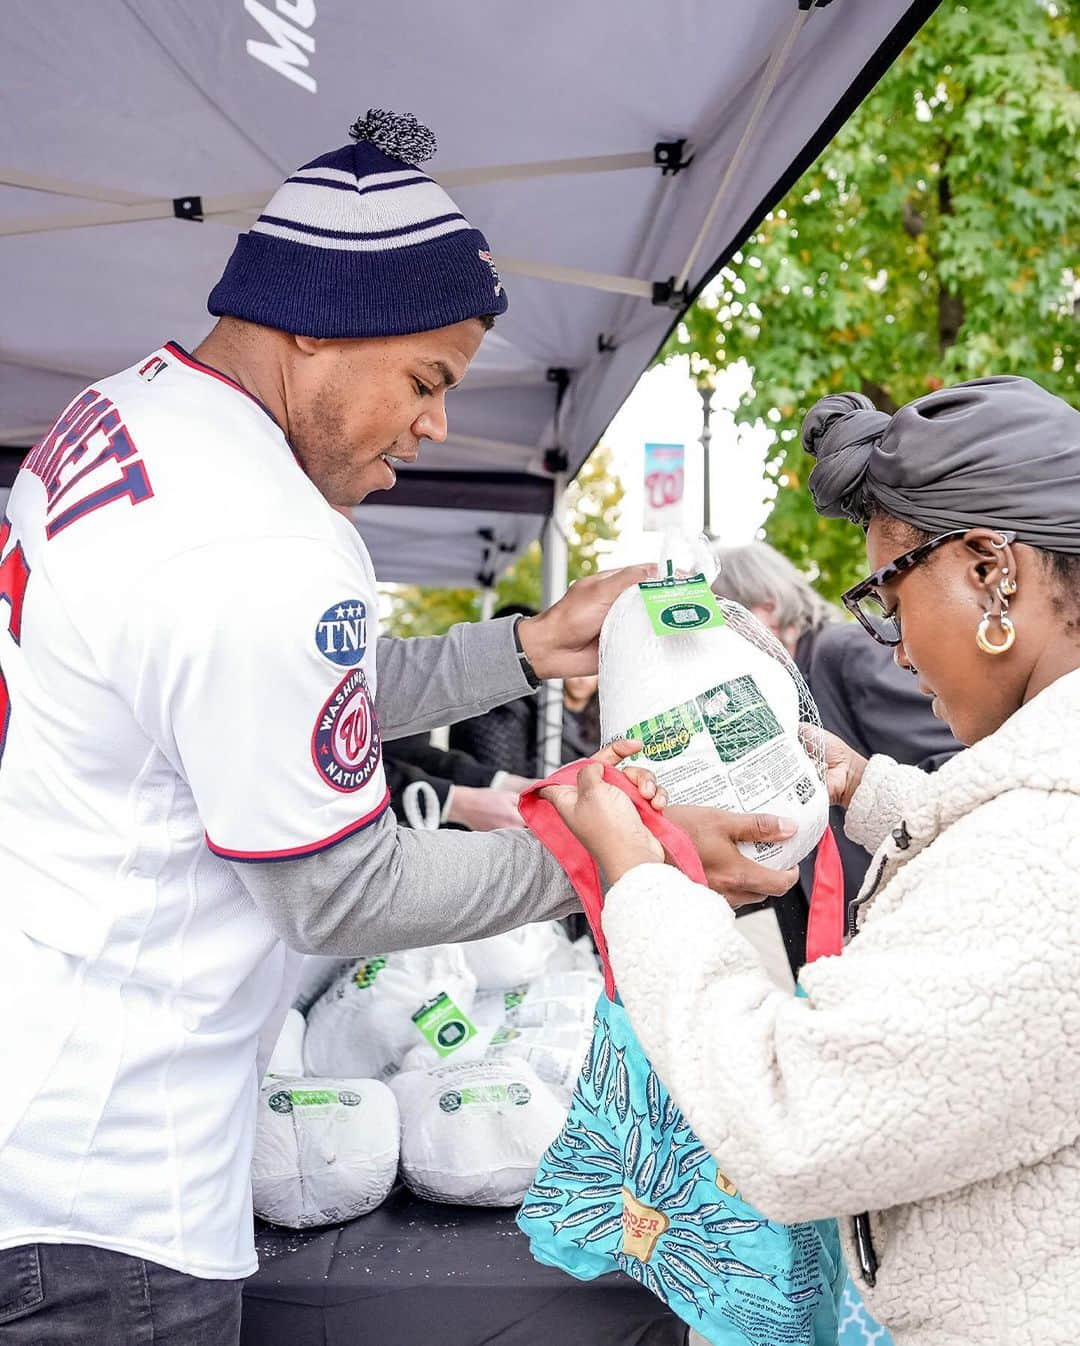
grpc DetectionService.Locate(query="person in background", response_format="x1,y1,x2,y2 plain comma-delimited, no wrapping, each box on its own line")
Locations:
712,541,960,969
560,673,602,759
451,606,602,775
383,732,534,830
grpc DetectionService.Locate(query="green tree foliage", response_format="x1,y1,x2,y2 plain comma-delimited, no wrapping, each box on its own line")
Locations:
385,446,625,636
663,0,1079,600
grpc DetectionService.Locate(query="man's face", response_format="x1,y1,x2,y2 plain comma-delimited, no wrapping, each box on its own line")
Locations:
286,319,487,505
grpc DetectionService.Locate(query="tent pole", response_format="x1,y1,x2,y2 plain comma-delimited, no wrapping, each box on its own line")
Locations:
538,475,568,778
674,9,810,292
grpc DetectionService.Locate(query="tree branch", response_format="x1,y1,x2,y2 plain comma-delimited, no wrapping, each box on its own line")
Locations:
937,169,965,354
902,198,926,237
859,379,900,415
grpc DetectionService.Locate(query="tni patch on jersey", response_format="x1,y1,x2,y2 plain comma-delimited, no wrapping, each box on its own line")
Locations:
311,667,381,793
315,599,368,667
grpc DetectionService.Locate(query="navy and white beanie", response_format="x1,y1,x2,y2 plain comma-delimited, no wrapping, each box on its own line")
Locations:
208,110,508,338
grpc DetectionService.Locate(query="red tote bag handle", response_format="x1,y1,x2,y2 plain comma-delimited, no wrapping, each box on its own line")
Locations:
805,824,846,962
519,761,707,999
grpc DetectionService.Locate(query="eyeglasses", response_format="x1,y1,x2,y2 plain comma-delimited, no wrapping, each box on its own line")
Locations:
842,528,1016,646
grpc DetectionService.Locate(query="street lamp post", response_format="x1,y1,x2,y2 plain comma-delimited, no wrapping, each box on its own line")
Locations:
699,380,715,539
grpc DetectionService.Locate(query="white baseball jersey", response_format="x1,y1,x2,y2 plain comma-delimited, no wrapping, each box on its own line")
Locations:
0,343,389,1278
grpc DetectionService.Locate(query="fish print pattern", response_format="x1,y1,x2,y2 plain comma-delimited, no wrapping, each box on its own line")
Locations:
516,995,842,1346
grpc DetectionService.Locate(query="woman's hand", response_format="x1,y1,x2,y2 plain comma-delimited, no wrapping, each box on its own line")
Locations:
539,743,665,886
805,726,868,809
592,737,668,811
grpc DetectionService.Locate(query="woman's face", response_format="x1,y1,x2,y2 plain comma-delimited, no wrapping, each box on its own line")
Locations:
564,674,598,710
865,517,1034,745
747,603,800,657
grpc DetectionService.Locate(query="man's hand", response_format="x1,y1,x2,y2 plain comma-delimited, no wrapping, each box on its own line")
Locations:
665,806,800,908
517,565,655,680
445,785,526,832
494,772,538,795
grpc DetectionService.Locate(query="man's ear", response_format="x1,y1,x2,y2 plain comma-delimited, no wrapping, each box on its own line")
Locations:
292,334,327,357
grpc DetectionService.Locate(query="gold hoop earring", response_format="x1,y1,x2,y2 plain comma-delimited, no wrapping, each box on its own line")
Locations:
976,612,1016,655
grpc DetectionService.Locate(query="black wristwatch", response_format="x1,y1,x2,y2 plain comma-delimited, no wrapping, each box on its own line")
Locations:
512,615,541,690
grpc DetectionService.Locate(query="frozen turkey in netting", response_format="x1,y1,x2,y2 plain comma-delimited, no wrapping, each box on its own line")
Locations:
399,1021,590,1108
469,967,603,1031
599,553,828,870
482,1023,591,1107
502,969,603,1030
460,922,576,990
252,1076,398,1228
292,955,353,1015
540,933,600,976
398,1022,494,1075
265,1007,306,1079
391,1058,564,1206
303,947,476,1081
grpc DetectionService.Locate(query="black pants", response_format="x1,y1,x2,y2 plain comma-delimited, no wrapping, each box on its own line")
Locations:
0,1243,243,1346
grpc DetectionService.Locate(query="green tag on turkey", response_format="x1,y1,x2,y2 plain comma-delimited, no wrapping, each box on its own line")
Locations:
412,992,477,1058
639,573,725,637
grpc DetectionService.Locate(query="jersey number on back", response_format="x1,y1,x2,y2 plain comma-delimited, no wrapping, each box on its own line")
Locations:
0,516,30,764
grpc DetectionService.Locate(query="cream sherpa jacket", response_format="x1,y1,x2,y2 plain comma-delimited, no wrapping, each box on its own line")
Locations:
604,668,1080,1346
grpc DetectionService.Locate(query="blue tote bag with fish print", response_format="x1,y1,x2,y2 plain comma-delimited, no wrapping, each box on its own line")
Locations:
517,764,844,1346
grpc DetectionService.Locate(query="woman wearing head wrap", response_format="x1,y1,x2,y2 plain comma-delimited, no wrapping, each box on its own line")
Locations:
534,375,1080,1345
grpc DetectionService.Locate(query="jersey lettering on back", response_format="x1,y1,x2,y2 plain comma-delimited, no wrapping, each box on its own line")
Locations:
22,390,154,538
0,515,30,765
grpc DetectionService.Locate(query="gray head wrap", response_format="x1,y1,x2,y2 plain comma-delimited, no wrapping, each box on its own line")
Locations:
802,376,1080,553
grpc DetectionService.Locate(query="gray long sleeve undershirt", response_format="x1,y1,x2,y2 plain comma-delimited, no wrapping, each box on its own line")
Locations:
233,810,580,955
375,614,533,740
231,614,579,954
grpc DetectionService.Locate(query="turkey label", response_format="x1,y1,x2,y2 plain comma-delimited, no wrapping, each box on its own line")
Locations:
638,573,724,636
623,674,817,862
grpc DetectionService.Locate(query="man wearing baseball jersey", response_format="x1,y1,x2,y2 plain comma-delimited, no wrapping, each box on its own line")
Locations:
0,111,798,1343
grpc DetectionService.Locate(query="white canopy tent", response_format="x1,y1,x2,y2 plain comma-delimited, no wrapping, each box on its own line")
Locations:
1,0,940,593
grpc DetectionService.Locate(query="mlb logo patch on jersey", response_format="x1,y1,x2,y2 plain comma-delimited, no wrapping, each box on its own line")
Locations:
137,355,168,382
315,600,368,667
311,667,382,793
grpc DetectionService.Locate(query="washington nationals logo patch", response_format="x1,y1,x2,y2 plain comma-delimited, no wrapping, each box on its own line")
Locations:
311,668,382,793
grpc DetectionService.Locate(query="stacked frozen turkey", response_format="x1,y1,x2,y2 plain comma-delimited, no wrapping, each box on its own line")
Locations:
252,924,602,1227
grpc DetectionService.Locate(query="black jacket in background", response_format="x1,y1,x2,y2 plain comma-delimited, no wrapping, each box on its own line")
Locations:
383,734,497,827
450,694,600,779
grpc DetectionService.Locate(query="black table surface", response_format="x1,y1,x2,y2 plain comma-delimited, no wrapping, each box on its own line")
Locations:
243,1184,686,1346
